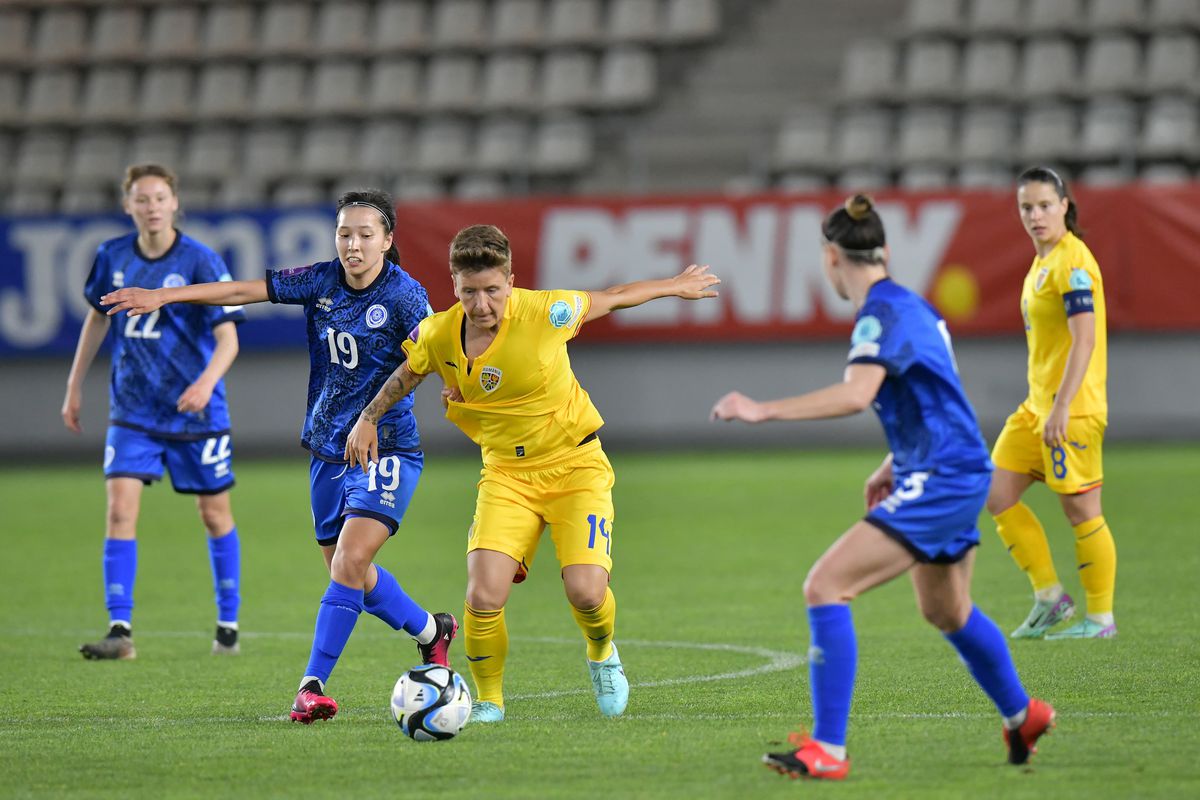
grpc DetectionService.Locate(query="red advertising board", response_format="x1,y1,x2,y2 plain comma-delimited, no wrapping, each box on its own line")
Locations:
394,184,1200,341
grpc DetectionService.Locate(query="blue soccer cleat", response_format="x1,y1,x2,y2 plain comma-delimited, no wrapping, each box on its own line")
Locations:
470,701,505,723
1010,593,1075,639
588,643,629,717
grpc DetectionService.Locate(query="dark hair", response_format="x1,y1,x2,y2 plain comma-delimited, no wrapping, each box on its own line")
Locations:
123,163,178,195
449,224,511,274
821,194,887,264
336,188,399,263
1017,166,1083,239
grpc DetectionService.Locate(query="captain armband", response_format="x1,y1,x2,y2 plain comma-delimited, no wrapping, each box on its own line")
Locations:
1062,289,1094,316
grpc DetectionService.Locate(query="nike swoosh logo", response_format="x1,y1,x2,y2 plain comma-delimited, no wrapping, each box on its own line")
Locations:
465,654,492,662
444,361,458,368
812,760,843,773
1068,441,1088,450
587,634,609,641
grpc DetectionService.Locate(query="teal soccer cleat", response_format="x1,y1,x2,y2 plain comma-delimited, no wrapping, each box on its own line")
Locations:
1045,619,1117,639
1010,593,1075,639
470,701,506,723
589,643,629,717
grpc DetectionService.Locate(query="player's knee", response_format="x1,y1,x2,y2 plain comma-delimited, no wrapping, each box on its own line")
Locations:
465,583,507,611
803,569,843,606
985,490,1016,517
197,506,233,537
329,548,372,586
920,601,970,633
564,584,605,611
105,504,138,536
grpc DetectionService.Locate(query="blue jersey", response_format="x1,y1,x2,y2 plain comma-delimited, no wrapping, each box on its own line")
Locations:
84,231,245,439
847,278,991,476
266,259,431,462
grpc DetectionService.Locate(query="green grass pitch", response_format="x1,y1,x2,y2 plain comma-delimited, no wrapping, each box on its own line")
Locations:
2,445,1198,799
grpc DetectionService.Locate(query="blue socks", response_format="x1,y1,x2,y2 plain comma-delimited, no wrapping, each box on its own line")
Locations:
304,580,364,683
807,604,857,747
207,528,240,624
945,606,1030,719
103,539,137,625
363,564,430,636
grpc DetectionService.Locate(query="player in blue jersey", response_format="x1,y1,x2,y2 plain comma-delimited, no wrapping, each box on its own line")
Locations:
63,164,245,660
101,189,457,724
711,195,1054,779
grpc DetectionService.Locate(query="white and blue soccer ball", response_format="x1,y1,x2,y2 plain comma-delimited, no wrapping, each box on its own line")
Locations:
390,664,472,741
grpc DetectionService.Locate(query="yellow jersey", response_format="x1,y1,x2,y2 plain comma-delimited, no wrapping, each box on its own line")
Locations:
1019,231,1107,420
402,287,603,468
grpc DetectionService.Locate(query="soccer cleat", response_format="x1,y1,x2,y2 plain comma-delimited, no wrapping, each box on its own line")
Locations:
470,701,506,723
1004,698,1056,764
763,732,850,781
1010,593,1075,639
588,643,629,717
290,681,338,724
211,624,240,655
416,612,458,667
80,625,136,660
1045,619,1117,640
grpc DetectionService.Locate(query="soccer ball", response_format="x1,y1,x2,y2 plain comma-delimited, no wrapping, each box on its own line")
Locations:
390,664,472,741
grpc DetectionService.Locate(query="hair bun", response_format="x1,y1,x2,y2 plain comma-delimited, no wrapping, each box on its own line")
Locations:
845,194,874,221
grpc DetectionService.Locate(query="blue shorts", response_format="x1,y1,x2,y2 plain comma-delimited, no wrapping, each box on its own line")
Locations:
864,469,991,564
104,425,235,495
309,452,423,546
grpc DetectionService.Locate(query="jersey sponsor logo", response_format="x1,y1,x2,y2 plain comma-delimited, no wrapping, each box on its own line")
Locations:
548,299,575,328
1069,268,1093,290
851,315,882,345
365,303,388,329
316,296,334,313
380,490,396,508
1034,267,1050,291
479,365,502,392
112,271,125,289
162,273,186,289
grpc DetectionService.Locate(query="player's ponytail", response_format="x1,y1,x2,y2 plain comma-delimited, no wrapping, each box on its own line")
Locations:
1018,166,1084,239
449,225,512,275
337,188,401,263
821,194,887,264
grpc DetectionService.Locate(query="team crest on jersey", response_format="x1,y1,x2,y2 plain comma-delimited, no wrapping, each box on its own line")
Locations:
479,366,502,393
548,298,579,329
1069,268,1093,290
112,271,125,288
162,273,186,289
365,304,388,329
1034,268,1050,291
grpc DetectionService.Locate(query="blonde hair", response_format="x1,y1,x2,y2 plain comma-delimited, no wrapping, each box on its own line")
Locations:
122,163,178,195
449,224,511,274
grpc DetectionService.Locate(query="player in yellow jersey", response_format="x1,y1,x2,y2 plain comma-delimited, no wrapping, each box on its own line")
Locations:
987,167,1117,640
344,224,720,721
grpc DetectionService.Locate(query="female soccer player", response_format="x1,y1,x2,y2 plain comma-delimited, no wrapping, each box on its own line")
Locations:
711,195,1053,779
64,163,245,660
986,167,1116,640
344,224,720,723
101,189,457,724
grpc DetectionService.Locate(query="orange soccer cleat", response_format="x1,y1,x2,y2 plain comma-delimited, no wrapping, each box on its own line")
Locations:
763,732,850,781
1004,698,1056,765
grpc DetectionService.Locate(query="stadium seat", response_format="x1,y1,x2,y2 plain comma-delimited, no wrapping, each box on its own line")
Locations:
79,66,138,125
1139,95,1199,158
1025,0,1086,35
1087,0,1147,33
14,130,71,186
957,162,1013,188
0,73,21,126
897,105,956,166
261,2,313,57
542,51,596,108
455,173,508,198
777,171,827,193
414,118,474,174
905,0,964,38
475,116,532,171
8,186,57,215
833,107,892,169
1019,38,1078,100
965,0,1023,37
0,8,32,67
432,0,489,49
273,179,325,207
598,46,657,108
961,38,1019,100
252,63,308,120
69,132,128,185
25,69,80,125
1078,164,1136,185
91,6,144,62
663,0,721,43
1148,0,1200,30
137,67,194,124
300,123,358,179
358,119,414,174
840,39,898,102
60,185,116,214
546,0,604,46
899,165,953,190
1018,102,1078,162
315,0,370,55
216,177,268,210
368,59,423,114
606,0,661,44
836,167,890,191
146,5,201,61
312,61,367,116
243,127,296,180
183,127,241,183
903,39,960,101
481,53,539,112
1081,35,1142,95
774,108,833,171
129,129,184,170
1144,33,1200,94
493,0,545,47
1139,162,1193,183
202,4,258,58
32,7,88,65
394,174,446,200
373,0,430,53
1079,97,1139,159
958,104,1016,162
195,64,253,121
426,55,481,112
531,114,594,174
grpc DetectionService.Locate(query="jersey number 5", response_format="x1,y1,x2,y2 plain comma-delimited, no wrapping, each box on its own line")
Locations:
325,327,359,369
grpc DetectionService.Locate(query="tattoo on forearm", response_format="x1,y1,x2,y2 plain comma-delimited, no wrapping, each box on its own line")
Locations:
362,366,425,423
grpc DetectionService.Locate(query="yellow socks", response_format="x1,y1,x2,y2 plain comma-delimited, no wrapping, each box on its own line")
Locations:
571,587,616,662
1073,515,1117,616
464,603,508,707
993,502,1059,592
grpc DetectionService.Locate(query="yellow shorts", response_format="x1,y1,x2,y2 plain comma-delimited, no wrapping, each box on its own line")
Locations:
467,438,615,574
991,403,1106,495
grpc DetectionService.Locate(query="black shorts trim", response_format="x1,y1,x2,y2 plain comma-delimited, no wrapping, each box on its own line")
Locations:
306,446,424,464
111,420,231,442
344,508,400,536
862,516,977,565
173,480,236,496
105,471,159,486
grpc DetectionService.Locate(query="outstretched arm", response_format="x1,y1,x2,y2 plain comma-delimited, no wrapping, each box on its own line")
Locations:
710,363,887,423
344,362,429,471
62,309,111,433
101,280,269,317
583,264,720,323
